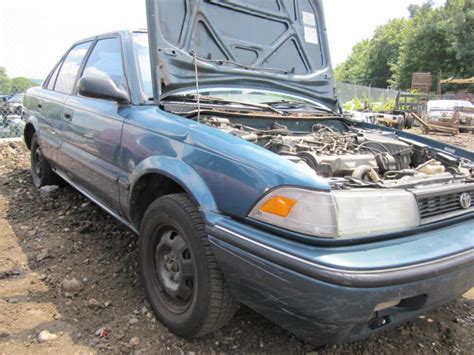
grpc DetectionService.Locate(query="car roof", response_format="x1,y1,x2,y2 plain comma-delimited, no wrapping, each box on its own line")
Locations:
72,29,147,45
427,100,473,108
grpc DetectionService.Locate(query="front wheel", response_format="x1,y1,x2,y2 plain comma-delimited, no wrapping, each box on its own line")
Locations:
139,193,238,337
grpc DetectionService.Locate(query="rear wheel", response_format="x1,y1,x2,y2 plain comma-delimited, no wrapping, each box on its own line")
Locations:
139,193,238,337
30,134,61,187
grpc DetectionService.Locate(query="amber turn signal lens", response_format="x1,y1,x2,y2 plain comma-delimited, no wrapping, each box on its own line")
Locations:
259,195,297,218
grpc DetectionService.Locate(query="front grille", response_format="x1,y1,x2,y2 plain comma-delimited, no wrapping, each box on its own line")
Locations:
417,189,474,219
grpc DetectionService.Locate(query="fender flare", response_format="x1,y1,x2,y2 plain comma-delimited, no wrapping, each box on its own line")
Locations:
23,116,40,149
128,155,219,215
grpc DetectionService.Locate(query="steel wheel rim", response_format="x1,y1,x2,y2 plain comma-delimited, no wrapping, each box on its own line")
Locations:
33,146,43,178
154,228,195,313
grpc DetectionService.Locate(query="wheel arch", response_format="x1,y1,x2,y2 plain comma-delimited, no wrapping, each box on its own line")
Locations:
128,157,218,228
23,122,37,150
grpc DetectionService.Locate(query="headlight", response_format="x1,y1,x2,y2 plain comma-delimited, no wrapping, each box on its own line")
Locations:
249,187,420,239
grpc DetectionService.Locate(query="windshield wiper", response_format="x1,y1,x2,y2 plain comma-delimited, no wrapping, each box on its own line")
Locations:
163,94,285,115
263,100,334,114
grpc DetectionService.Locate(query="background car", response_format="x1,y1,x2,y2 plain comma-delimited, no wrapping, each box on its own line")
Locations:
5,93,25,116
423,99,473,122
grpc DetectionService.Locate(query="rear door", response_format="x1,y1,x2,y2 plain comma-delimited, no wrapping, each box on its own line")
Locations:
61,36,128,212
33,41,92,164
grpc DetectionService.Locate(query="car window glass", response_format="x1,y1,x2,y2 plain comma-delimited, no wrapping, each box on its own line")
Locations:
133,33,153,98
54,41,92,94
81,37,125,88
46,62,62,90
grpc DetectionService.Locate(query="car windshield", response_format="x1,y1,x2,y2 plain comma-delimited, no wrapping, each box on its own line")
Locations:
133,32,153,99
173,88,332,111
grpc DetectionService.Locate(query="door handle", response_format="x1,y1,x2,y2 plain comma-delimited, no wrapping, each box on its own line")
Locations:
64,111,73,121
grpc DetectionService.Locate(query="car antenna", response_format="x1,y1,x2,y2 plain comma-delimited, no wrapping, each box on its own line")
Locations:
192,50,201,123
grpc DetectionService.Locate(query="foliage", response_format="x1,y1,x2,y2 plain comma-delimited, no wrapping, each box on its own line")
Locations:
366,19,407,88
0,67,37,95
0,67,11,95
342,97,396,113
11,77,37,93
334,40,371,84
392,3,455,89
335,0,474,91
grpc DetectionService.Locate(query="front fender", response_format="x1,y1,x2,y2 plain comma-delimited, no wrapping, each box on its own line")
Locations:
128,155,219,217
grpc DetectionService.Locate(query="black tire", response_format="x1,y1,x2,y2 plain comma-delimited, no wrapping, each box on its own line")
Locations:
139,193,238,337
396,117,406,130
30,134,61,188
405,114,414,129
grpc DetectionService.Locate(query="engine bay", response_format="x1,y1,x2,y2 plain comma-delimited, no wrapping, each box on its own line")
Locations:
199,115,473,189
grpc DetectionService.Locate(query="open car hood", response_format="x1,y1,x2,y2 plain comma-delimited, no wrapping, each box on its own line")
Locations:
146,0,337,109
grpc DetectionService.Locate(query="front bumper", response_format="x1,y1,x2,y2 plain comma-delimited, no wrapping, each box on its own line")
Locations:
208,217,474,343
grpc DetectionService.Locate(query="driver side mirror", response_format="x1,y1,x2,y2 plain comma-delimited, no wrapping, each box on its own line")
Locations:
77,77,130,103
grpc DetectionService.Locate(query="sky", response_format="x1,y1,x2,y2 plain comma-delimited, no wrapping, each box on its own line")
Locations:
0,0,445,80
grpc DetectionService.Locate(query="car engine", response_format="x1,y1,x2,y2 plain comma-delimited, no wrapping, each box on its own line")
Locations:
201,116,473,189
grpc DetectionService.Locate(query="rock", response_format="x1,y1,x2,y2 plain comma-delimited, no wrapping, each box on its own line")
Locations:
40,185,59,197
87,298,102,309
0,331,11,339
37,330,58,343
7,297,20,304
36,248,50,262
128,317,139,325
78,221,94,234
129,336,140,347
114,332,125,340
27,229,38,237
0,176,9,186
62,277,83,293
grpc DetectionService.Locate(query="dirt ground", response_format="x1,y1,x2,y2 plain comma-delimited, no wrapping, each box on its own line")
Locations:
0,137,473,355
410,128,474,151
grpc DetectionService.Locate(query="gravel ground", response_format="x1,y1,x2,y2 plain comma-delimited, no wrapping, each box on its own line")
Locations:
0,137,473,355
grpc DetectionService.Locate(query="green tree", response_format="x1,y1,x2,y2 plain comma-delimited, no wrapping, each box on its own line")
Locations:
336,0,473,91
393,3,456,89
0,67,12,95
10,77,37,93
444,0,474,78
366,19,407,88
334,39,371,84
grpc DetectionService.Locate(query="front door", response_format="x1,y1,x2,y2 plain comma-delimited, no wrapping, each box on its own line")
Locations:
61,37,128,212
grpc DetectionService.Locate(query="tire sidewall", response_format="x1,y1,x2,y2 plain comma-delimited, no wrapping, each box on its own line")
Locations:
397,117,406,130
139,197,211,337
30,134,43,188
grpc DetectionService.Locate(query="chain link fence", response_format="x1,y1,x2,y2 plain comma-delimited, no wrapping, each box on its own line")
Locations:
336,82,399,105
0,93,27,139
